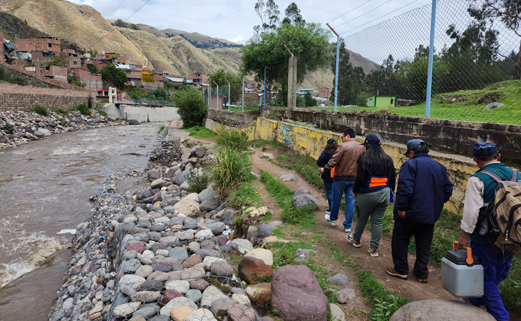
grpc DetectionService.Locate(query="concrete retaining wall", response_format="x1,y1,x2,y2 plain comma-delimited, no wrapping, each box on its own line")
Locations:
206,117,482,214
103,104,179,122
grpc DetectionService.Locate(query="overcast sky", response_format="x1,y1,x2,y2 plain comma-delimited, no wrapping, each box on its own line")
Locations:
68,0,434,44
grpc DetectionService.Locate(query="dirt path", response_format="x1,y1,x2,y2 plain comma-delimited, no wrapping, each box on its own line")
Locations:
249,144,458,304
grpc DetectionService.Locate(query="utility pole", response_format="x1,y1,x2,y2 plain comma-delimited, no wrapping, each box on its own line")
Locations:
425,0,437,118
264,66,267,108
327,23,340,112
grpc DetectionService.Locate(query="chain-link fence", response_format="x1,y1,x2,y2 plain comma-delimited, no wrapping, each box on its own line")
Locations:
327,0,521,125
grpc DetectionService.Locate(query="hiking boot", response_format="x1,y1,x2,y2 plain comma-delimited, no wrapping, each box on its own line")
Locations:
386,267,408,279
326,209,331,214
412,272,428,283
367,247,379,257
324,214,337,226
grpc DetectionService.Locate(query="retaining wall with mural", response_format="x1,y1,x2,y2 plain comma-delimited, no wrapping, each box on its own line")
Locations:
206,116,482,214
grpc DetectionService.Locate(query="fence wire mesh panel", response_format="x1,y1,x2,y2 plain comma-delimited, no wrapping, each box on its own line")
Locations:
209,86,230,111
328,0,521,125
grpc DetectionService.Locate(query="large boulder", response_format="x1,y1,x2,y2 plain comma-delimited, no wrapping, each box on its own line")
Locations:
244,248,273,266
271,265,329,321
390,299,496,321
173,198,200,217
206,222,226,235
174,171,191,185
238,257,273,284
280,173,298,182
294,186,310,196
292,194,319,209
199,188,217,203
245,283,272,304
253,224,277,245
200,198,220,212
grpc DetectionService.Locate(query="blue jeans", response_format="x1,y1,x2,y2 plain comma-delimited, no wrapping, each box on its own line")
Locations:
330,180,355,229
323,179,334,210
469,242,513,321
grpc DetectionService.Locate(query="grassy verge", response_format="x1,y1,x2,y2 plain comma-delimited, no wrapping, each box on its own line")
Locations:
228,181,262,209
259,170,317,228
183,125,217,141
499,256,521,315
273,152,324,190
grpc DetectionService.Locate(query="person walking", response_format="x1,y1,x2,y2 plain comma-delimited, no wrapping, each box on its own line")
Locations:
386,139,453,282
317,138,338,214
348,134,396,257
322,128,364,233
457,142,519,321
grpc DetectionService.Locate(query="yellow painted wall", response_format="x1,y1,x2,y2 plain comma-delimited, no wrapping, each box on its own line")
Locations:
206,117,480,214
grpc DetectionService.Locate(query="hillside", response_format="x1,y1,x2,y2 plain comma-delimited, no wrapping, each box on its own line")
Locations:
0,0,379,90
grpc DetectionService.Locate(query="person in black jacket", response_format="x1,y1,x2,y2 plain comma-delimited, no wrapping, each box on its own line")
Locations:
386,139,453,282
348,135,396,257
317,138,338,214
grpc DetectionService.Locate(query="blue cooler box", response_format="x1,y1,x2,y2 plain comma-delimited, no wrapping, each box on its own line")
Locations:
441,243,484,298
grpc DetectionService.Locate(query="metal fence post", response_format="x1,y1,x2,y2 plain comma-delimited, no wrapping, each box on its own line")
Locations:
425,0,437,118
217,85,219,110
264,66,267,108
242,76,245,113
327,23,340,111
228,82,230,111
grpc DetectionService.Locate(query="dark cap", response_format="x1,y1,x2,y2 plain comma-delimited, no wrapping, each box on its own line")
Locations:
361,134,380,146
404,139,426,155
473,142,497,157
327,138,337,145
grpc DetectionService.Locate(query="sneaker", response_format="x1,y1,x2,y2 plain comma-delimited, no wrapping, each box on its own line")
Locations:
324,214,337,226
412,271,428,283
367,247,379,257
386,267,408,280
344,228,351,233
347,235,361,248
326,209,331,214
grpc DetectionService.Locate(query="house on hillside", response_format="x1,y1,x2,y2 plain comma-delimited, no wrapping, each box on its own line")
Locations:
318,87,330,99
366,95,397,108
187,73,209,85
298,88,313,96
2,35,17,64
70,67,102,91
60,49,81,69
40,65,67,82
15,36,61,67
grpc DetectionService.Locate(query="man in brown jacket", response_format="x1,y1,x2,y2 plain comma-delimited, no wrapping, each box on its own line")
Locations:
322,128,364,233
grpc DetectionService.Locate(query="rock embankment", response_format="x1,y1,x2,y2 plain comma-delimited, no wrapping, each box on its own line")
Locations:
0,110,124,148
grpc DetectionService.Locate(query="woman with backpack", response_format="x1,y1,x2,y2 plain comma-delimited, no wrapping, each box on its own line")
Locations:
348,134,396,257
317,138,338,214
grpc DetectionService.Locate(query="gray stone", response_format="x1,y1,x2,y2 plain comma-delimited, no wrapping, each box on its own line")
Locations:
294,249,317,263
206,222,226,235
196,249,221,258
329,304,346,321
389,299,496,321
130,291,162,303
280,173,298,182
294,186,310,196
247,226,257,241
174,171,191,185
169,248,189,261
186,289,203,303
210,298,237,315
137,280,165,292
336,288,356,303
292,194,319,209
221,209,235,225
200,198,220,211
180,181,190,191
484,102,504,110
151,179,167,189
188,242,201,253
149,316,170,321
119,275,146,291
253,224,277,245
210,261,234,276
134,305,160,318
160,297,198,316
230,239,253,254
199,188,217,203
175,230,195,241
201,286,228,307
200,239,216,250
327,273,349,285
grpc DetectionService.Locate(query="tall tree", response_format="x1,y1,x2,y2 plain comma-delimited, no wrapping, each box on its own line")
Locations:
282,2,305,25
241,22,332,106
100,64,127,88
253,0,280,34
330,40,365,105
469,0,521,78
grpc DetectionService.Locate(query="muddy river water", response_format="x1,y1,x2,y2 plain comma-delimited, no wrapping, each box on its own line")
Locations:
0,123,164,320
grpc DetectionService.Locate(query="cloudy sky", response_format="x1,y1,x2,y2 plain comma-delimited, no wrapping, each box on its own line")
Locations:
67,0,434,44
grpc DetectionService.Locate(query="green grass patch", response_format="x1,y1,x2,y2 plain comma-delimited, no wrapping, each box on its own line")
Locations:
310,80,521,125
499,256,521,315
32,105,48,116
76,103,91,116
260,170,317,228
215,126,250,151
272,154,324,190
228,181,262,209
211,148,252,199
157,124,166,134
53,108,69,115
95,109,108,117
183,125,217,141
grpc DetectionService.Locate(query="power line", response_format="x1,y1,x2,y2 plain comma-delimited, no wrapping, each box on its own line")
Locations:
333,0,393,29
125,0,151,21
328,0,374,24
108,0,127,19
94,0,104,9
339,0,425,36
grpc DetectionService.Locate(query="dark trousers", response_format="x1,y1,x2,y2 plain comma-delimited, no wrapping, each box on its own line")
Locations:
391,218,434,279
469,242,513,321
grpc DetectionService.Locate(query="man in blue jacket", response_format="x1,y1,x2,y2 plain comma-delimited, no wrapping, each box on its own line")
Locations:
386,139,453,282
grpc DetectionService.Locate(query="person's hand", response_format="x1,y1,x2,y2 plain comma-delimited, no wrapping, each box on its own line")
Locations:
352,193,356,198
398,210,406,219
320,167,325,174
457,231,470,249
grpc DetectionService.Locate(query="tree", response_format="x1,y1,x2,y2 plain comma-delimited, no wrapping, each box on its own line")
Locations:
468,0,521,78
283,2,305,25
330,40,365,105
174,87,207,127
86,63,98,74
100,64,127,88
209,69,242,104
253,0,280,34
241,22,332,106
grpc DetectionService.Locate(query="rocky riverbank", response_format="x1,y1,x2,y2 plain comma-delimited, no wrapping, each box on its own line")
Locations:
0,110,125,149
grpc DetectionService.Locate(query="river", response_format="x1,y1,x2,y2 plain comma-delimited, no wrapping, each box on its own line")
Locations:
0,122,165,321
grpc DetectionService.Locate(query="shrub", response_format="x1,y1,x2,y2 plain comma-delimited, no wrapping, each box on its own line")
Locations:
95,109,108,117
211,148,251,199
76,104,91,116
304,92,316,107
175,87,208,127
53,108,68,114
186,169,211,194
296,95,306,107
216,126,249,150
32,105,48,116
